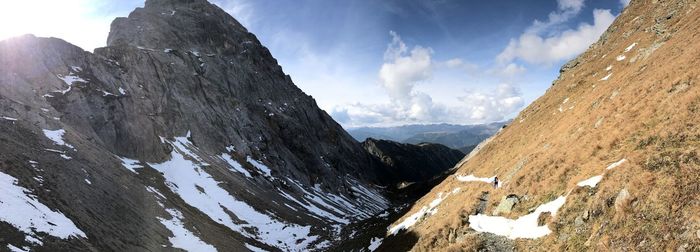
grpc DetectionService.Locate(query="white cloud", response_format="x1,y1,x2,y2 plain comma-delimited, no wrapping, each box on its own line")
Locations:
528,0,585,34
445,58,464,68
497,9,615,65
620,0,631,7
333,32,524,127
379,31,433,105
497,63,526,77
211,0,255,29
458,83,524,122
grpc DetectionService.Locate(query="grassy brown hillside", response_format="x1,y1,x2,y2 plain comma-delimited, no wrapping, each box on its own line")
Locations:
382,0,700,251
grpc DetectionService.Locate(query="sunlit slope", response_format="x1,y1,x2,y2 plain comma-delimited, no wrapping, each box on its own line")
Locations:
385,0,700,251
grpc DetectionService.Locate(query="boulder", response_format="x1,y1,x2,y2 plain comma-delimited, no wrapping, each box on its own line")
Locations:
493,194,520,215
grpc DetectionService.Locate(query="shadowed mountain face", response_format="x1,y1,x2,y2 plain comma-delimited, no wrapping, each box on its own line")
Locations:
0,0,401,251
363,139,465,185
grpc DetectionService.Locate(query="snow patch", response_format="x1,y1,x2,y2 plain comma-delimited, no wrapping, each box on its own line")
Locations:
389,190,457,235
600,73,612,81
624,42,637,52
245,243,266,252
605,65,613,71
150,134,318,251
457,174,495,184
616,55,626,61
119,157,143,173
606,158,627,170
0,171,86,243
55,72,87,95
577,175,603,188
6,245,27,252
468,196,567,239
219,153,251,178
247,156,272,177
368,237,383,251
42,129,75,150
159,208,217,252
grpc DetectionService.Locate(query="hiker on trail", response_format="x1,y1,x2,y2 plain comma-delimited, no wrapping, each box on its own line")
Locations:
493,176,499,188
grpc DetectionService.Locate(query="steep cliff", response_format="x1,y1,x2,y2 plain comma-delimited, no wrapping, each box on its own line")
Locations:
0,0,391,251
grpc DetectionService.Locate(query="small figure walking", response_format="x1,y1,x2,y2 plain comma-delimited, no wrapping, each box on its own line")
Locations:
493,176,499,188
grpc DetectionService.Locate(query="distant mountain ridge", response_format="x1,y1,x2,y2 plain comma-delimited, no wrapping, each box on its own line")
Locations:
347,122,508,151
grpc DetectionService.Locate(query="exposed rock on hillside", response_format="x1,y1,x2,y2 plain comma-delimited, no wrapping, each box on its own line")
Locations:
0,0,393,251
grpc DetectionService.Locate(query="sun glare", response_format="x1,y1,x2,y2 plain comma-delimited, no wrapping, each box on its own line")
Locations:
0,0,112,51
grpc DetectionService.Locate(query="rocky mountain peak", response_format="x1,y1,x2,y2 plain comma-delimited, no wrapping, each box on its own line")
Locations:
107,0,251,54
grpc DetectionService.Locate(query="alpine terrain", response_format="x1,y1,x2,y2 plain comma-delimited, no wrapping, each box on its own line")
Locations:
379,0,700,251
0,0,464,251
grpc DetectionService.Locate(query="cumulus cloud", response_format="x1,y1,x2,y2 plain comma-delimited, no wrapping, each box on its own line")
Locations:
445,58,464,68
497,8,615,66
495,63,526,77
379,31,433,105
620,0,631,7
458,83,524,122
332,32,524,127
528,0,585,34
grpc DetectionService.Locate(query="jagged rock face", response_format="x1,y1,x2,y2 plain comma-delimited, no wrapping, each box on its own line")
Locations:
362,138,464,185
383,0,700,251
103,0,379,186
0,0,391,251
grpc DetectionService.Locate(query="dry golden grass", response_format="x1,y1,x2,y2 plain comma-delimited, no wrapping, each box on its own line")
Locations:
386,0,700,251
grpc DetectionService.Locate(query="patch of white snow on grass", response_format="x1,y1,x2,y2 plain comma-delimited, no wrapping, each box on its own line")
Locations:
605,65,613,71
616,55,626,61
457,174,495,184
389,190,458,235
2,116,17,121
468,196,567,239
624,42,637,52
0,171,86,242
606,158,627,170
600,73,612,81
577,175,603,188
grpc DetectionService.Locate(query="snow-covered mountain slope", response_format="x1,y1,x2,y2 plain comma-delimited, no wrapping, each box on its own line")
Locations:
380,0,700,251
0,0,399,251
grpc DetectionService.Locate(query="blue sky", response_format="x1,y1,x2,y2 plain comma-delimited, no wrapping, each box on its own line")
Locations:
0,0,629,127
